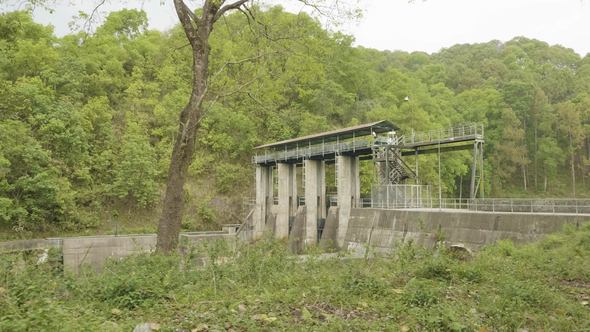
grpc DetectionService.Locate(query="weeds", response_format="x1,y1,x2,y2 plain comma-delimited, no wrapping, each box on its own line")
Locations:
0,225,590,331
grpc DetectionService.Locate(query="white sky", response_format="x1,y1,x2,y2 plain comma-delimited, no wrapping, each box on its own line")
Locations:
15,0,590,56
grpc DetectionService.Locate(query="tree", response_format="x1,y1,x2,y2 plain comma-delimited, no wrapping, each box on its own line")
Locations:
112,120,159,207
557,101,584,197
155,0,244,252
156,0,356,252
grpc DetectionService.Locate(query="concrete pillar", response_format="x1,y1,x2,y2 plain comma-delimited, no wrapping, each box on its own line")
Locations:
277,163,297,239
254,165,272,239
336,155,360,247
304,159,326,246
319,161,327,220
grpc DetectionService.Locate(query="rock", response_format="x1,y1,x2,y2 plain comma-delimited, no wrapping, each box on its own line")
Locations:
133,322,161,332
192,323,209,331
36,249,49,265
448,244,473,260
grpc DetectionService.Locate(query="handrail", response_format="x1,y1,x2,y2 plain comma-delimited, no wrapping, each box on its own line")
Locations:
254,137,374,164
404,123,483,146
253,123,484,164
243,195,590,215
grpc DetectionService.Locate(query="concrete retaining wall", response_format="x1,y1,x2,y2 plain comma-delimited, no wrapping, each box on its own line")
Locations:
61,231,238,273
343,209,590,254
0,238,62,253
1,227,240,273
288,206,306,254
62,234,156,273
319,206,339,250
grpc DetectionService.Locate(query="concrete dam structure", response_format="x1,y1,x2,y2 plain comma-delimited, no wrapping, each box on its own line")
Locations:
249,120,590,252
3,121,589,272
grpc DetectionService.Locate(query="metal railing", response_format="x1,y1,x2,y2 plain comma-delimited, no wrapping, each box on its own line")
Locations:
253,123,485,164
365,197,590,215
371,184,433,209
403,123,484,146
254,137,374,164
436,198,590,214
246,196,590,214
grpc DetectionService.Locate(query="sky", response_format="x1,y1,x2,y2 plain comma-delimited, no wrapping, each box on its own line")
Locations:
17,0,590,56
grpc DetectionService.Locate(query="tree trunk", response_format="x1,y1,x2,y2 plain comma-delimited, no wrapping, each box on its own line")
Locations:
156,0,214,252
534,123,538,190
570,132,576,198
543,173,548,192
156,97,203,252
522,165,527,192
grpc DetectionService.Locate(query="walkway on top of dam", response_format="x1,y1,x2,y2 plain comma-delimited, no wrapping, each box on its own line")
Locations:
253,121,484,165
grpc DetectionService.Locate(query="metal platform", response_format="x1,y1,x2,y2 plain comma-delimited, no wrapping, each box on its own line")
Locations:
253,123,484,165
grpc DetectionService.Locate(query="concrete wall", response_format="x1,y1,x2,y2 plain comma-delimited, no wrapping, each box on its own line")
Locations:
288,206,306,254
318,206,339,251
304,159,325,246
60,231,239,273
343,209,590,254
277,163,297,239
62,234,156,273
254,165,273,239
0,228,239,273
336,155,360,248
0,238,62,253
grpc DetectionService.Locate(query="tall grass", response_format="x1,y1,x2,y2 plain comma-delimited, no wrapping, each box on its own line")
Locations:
1,224,590,331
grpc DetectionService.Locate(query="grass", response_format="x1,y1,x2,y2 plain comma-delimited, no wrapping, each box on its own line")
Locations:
1,224,590,331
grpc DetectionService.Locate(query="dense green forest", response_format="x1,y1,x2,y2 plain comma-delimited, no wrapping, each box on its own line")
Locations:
1,7,590,235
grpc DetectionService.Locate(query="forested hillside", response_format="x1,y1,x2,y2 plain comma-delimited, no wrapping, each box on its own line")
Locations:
1,7,589,235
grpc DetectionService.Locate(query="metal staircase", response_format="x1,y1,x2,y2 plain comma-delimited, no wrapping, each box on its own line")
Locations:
372,135,416,185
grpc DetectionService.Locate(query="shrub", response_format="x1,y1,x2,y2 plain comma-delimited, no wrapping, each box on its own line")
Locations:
403,278,441,307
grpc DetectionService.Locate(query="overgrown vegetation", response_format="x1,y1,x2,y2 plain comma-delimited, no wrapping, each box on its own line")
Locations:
2,7,590,236
1,225,589,331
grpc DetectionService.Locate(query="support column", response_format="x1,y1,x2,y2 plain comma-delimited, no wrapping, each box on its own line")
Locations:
353,156,360,208
304,159,326,246
319,161,327,220
336,155,360,248
470,142,478,199
277,163,296,239
254,165,272,239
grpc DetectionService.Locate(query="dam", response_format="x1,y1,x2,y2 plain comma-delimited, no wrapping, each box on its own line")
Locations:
244,120,589,252
2,121,589,272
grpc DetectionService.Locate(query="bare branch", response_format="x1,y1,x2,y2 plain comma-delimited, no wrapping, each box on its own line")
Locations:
296,0,329,17
195,74,261,127
173,42,191,51
173,0,199,47
82,0,107,34
179,0,201,26
247,92,273,113
214,0,251,22
210,52,275,80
